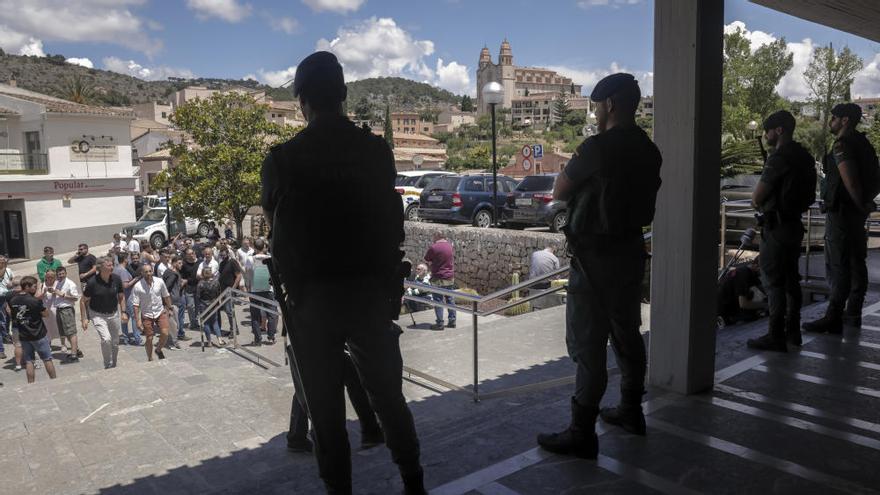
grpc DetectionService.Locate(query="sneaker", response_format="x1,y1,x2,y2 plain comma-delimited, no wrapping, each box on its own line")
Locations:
430,322,445,331
64,355,80,364
247,340,262,347
447,321,456,329
266,337,276,345
76,350,84,358
178,335,192,341
155,348,166,360
287,438,313,453
0,352,6,359
61,345,68,353
14,365,21,372
746,334,787,352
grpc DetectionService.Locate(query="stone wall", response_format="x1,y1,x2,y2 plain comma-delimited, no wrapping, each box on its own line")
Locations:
403,222,569,295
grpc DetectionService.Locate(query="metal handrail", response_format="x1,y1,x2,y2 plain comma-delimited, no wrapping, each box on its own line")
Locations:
197,287,284,368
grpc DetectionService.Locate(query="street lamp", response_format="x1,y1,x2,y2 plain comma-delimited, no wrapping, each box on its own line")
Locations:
747,120,758,138
482,82,504,227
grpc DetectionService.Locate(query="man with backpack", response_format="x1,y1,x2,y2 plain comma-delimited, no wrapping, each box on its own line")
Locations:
804,103,879,334
245,239,277,345
747,110,816,352
538,73,662,459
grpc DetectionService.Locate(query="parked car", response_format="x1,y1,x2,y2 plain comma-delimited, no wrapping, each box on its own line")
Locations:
418,173,520,227
122,209,206,249
501,174,568,232
395,171,455,221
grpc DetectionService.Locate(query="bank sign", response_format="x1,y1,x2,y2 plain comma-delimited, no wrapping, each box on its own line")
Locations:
69,136,119,162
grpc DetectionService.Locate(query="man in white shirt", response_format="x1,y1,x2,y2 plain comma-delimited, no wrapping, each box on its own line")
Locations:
126,233,141,254
111,233,126,252
47,266,82,363
237,238,255,290
132,264,172,361
156,250,171,277
0,255,15,359
196,247,220,281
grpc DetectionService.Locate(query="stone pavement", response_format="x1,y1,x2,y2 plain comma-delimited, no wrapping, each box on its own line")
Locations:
1,286,879,493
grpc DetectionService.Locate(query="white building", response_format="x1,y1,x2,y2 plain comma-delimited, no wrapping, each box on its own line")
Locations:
0,84,137,259
434,109,476,133
133,101,172,126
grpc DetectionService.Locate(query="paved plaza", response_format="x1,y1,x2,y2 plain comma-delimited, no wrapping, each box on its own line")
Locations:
1,283,880,493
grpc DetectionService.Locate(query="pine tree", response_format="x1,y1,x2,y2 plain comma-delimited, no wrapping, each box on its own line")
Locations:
384,104,394,149
461,95,473,112
553,91,570,126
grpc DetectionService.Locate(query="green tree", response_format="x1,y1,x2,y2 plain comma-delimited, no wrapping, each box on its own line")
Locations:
383,104,394,149
61,75,94,104
466,144,492,170
152,92,299,242
354,97,373,122
460,95,473,112
722,26,793,140
804,43,863,142
553,91,570,127
865,114,880,154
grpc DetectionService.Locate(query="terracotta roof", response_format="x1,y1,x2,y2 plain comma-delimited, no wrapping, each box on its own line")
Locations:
393,133,438,142
0,104,19,115
394,147,448,156
142,149,172,159
268,100,299,111
0,84,134,118
131,119,170,140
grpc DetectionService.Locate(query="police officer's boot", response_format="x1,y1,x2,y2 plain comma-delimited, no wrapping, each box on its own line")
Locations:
785,316,802,347
747,325,788,352
401,467,427,495
803,313,843,335
843,303,863,328
599,390,646,436
537,397,599,459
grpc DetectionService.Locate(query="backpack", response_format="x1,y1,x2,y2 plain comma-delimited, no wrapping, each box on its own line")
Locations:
778,143,817,217
251,257,271,293
853,132,880,203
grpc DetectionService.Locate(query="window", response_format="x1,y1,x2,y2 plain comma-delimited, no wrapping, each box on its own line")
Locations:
161,112,167,118
464,178,485,192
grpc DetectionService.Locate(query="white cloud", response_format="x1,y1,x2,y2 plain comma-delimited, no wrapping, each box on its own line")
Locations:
186,0,252,23
853,53,880,99
302,0,365,14
103,56,195,81
435,58,472,96
0,1,162,57
66,57,94,68
254,66,298,88
723,21,775,52
19,38,46,57
270,17,300,35
546,63,654,96
577,0,642,8
316,17,435,81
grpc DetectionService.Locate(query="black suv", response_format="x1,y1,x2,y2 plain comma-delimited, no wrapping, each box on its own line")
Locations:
418,174,519,227
501,174,568,232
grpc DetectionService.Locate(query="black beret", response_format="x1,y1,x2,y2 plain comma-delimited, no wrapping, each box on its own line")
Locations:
293,51,345,100
831,103,862,125
590,73,639,102
762,110,796,133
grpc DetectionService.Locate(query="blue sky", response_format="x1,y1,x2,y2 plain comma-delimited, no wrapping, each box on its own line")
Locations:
1,0,878,99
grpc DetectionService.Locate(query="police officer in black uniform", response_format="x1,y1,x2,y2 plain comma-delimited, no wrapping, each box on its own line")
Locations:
804,103,878,334
746,110,815,352
261,51,425,495
538,73,661,458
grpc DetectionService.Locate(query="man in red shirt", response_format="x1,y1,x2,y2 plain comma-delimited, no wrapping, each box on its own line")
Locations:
424,232,456,330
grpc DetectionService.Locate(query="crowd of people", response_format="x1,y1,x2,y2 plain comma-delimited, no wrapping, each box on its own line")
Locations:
0,232,277,383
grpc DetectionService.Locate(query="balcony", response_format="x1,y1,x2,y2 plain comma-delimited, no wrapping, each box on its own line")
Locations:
0,153,49,175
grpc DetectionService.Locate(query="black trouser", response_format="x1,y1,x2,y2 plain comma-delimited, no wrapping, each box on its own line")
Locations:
825,208,869,317
566,241,646,409
760,219,804,339
288,281,421,493
287,350,383,443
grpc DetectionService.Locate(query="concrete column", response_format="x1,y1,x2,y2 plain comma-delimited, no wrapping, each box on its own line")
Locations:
649,0,723,394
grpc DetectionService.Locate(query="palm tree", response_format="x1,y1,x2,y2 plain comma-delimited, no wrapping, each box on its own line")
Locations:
61,75,94,104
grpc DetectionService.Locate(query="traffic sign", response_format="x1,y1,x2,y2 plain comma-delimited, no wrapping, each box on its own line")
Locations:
523,159,531,171
533,144,543,159
521,145,532,158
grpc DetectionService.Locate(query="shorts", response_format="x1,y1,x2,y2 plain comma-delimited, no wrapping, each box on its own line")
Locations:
56,306,78,337
21,336,52,363
141,312,170,336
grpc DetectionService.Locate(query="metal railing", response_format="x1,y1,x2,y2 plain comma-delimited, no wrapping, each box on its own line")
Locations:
0,153,48,174
195,267,570,401
401,264,570,402
719,199,829,290
198,288,285,369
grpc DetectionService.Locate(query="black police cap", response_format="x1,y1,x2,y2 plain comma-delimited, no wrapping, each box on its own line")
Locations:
292,51,346,100
762,110,796,134
590,73,639,102
831,103,862,125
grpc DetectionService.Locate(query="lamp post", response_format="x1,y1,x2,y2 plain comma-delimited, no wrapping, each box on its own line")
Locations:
482,82,504,227
747,120,758,138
